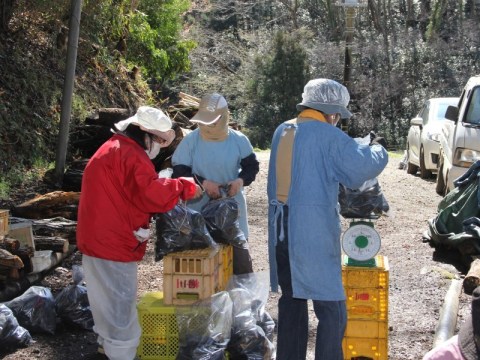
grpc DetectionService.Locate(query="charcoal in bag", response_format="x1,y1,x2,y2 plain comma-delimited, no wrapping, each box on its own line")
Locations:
5,285,57,335
55,265,94,330
201,197,247,248
155,204,215,261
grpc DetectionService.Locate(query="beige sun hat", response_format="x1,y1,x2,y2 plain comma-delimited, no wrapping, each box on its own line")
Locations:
190,93,229,125
114,106,175,146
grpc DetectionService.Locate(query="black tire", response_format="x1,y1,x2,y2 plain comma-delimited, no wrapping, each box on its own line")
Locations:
419,147,432,179
436,161,446,196
407,161,418,175
406,144,418,175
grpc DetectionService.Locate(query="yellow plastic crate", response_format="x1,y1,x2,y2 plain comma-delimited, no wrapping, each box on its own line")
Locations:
137,292,178,360
342,255,389,289
136,292,211,360
345,319,388,339
220,245,233,289
343,336,387,360
345,287,388,321
0,209,8,238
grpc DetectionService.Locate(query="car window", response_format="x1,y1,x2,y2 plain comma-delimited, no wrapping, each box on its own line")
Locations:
466,87,480,124
435,103,451,122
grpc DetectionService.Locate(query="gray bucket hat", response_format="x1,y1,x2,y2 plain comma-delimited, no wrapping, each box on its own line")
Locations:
296,79,352,118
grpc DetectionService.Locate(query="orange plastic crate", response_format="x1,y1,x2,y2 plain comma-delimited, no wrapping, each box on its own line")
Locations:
344,287,388,321
342,255,389,289
343,336,387,360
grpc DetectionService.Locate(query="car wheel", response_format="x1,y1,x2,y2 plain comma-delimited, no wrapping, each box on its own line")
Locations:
419,146,432,179
435,160,446,196
407,161,418,175
406,144,418,175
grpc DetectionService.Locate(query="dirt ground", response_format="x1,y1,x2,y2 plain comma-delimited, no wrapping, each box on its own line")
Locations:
0,151,473,360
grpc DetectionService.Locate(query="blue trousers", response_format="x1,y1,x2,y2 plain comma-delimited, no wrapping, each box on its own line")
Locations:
275,207,347,360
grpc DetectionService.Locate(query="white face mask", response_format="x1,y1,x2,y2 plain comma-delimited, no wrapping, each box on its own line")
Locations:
146,141,161,159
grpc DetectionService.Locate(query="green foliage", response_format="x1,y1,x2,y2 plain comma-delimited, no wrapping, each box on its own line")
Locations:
243,31,310,148
128,1,196,82
81,0,196,83
0,159,54,200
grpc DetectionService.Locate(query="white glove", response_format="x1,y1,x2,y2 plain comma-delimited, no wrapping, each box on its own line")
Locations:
133,228,150,243
158,168,173,178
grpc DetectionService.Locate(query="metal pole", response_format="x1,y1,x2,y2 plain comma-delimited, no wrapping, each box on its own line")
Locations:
54,0,83,186
343,7,355,89
432,279,461,348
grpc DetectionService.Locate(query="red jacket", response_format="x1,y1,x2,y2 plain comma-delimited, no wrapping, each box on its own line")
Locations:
77,134,197,262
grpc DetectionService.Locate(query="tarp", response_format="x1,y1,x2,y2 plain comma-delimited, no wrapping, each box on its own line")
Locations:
427,161,480,255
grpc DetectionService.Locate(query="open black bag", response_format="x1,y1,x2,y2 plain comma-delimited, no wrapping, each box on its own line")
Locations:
155,204,217,261
201,197,247,249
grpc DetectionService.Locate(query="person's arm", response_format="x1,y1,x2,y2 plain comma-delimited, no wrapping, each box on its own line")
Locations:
172,164,206,185
239,153,260,186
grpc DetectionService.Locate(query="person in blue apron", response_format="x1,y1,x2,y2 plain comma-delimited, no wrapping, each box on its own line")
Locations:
267,78,388,360
172,93,260,274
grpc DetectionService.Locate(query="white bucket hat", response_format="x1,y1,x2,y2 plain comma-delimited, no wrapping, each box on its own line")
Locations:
114,106,175,146
296,79,353,118
190,93,229,125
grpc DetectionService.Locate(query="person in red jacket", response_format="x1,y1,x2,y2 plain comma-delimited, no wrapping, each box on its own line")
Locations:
77,106,202,360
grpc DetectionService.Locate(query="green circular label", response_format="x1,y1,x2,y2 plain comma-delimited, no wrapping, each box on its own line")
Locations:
355,235,369,248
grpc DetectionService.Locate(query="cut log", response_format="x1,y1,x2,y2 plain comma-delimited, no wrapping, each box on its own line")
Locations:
12,191,80,220
464,258,480,295
179,92,200,103
34,236,69,253
32,217,77,244
0,238,20,252
0,249,24,269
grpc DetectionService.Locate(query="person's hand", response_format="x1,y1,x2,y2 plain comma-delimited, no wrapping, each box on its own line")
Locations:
193,184,204,199
227,178,243,197
203,179,222,199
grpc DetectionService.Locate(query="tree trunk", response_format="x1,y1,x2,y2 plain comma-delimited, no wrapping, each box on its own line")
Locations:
0,0,15,33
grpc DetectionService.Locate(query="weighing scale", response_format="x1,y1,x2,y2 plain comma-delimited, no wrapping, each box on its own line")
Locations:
341,220,381,267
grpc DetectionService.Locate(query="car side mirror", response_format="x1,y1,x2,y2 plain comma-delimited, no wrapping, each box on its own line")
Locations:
410,117,423,128
445,105,459,122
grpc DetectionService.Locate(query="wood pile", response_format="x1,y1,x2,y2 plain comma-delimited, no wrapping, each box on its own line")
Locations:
0,215,72,283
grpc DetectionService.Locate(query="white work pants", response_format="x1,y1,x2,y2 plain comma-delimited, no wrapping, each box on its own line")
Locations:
83,255,141,360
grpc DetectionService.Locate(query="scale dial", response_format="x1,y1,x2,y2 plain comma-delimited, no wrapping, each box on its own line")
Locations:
342,224,381,261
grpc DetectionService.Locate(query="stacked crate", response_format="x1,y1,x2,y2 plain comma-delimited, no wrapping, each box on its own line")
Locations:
162,244,233,305
137,291,210,360
342,254,389,360
137,245,233,359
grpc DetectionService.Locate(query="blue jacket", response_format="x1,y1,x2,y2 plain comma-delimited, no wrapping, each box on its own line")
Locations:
267,119,388,300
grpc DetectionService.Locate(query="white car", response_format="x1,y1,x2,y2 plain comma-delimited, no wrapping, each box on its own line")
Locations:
406,97,459,179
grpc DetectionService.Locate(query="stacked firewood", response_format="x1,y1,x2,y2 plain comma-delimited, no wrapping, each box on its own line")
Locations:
0,215,72,282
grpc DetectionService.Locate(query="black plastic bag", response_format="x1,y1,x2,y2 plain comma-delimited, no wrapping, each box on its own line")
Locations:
338,178,389,219
201,197,247,249
155,204,216,261
55,265,94,330
5,286,57,335
0,304,32,350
